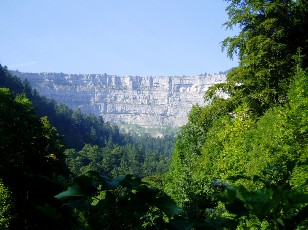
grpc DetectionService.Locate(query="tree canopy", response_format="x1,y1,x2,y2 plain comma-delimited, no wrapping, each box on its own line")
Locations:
1,1,308,228
209,0,308,115
165,0,308,228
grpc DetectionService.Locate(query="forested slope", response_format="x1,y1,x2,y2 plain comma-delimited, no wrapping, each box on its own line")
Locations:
0,87,70,229
1,0,308,229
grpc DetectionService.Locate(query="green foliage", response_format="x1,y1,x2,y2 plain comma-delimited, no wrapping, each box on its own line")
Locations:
1,64,175,228
164,97,234,205
0,87,70,229
166,1,308,228
174,68,308,228
2,1,308,228
0,180,12,229
219,0,308,115
65,143,170,178
213,67,308,192
56,172,182,229
221,185,308,229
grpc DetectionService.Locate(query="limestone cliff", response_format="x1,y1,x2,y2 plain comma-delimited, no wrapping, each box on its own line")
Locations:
11,71,226,128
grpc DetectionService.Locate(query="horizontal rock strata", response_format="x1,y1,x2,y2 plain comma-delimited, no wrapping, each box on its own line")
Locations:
12,71,226,128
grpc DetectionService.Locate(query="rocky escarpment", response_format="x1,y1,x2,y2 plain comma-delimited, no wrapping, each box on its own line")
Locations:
11,71,226,128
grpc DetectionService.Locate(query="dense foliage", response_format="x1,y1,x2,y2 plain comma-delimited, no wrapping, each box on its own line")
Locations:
165,0,308,228
55,172,182,229
0,87,70,229
1,0,308,229
65,143,169,178
220,0,308,114
0,180,12,229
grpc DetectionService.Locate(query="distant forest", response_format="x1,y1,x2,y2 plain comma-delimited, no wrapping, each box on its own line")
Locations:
1,0,308,229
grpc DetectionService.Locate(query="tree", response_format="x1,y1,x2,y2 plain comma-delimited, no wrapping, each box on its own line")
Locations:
164,98,234,205
165,1,308,227
212,0,308,115
0,88,70,229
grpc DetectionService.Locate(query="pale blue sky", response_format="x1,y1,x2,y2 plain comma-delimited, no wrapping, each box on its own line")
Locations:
0,0,238,76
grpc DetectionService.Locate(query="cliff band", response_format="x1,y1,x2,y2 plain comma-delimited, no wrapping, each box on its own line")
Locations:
11,71,226,128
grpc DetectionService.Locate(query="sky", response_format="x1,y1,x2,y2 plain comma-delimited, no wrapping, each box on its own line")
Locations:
0,0,239,76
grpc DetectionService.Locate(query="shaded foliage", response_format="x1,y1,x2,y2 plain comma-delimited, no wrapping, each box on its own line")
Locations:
55,172,182,229
0,87,70,229
0,180,12,229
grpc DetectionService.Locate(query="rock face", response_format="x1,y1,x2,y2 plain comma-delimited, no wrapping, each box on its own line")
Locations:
11,71,226,128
